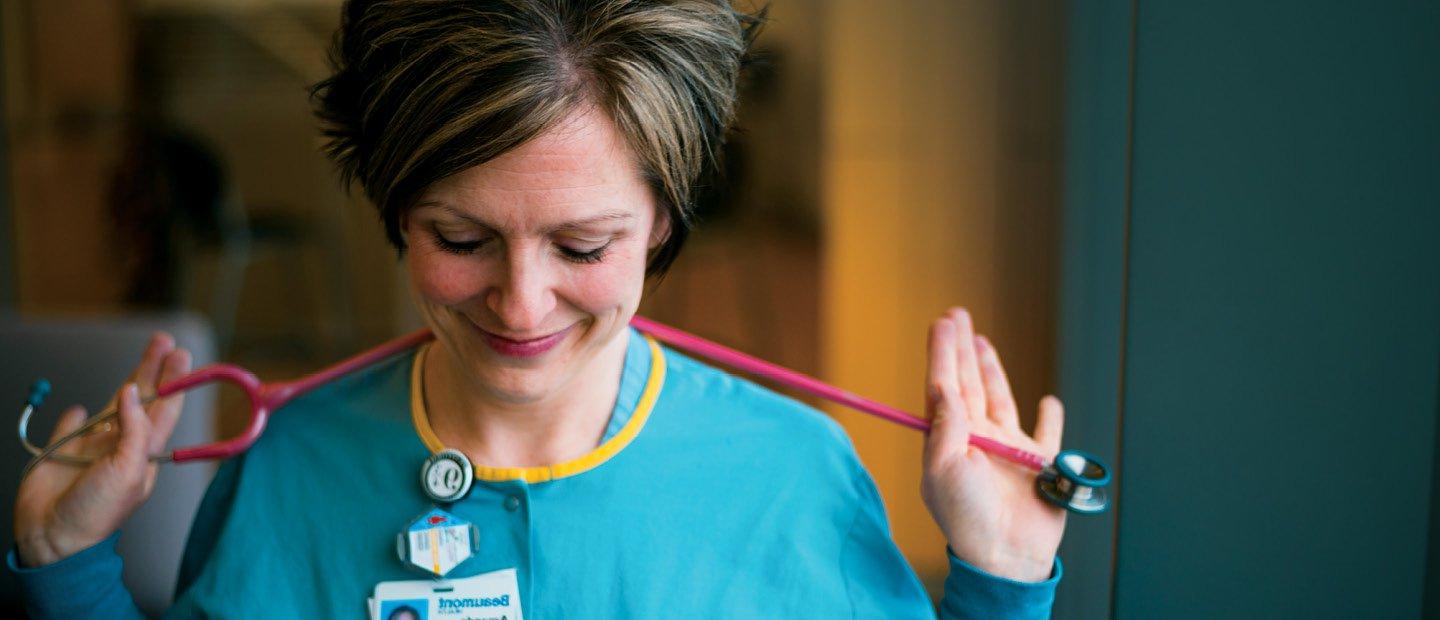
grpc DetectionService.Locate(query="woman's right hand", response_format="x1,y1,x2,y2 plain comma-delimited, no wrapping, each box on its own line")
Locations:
13,332,191,567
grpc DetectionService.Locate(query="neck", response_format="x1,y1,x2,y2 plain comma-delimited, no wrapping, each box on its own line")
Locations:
423,329,631,468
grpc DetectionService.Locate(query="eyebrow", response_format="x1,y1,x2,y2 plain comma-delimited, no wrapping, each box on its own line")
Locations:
419,202,636,234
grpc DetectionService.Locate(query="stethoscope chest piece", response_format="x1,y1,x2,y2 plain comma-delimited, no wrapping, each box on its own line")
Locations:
421,448,475,503
1036,449,1111,514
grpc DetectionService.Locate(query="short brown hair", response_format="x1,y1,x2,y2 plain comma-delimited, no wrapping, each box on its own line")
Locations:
312,0,763,278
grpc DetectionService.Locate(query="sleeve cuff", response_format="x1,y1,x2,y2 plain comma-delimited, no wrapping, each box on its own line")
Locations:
7,532,143,620
8,531,121,575
941,547,1060,620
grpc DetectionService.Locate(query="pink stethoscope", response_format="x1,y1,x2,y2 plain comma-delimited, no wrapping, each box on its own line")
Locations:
19,315,1109,513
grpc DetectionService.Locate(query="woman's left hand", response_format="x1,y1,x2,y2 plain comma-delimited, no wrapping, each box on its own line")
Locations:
920,307,1066,582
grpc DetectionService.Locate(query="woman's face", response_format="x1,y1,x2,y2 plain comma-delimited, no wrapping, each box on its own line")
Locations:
403,105,667,405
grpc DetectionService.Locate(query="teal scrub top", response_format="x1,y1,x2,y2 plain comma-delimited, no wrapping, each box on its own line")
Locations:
13,326,1060,618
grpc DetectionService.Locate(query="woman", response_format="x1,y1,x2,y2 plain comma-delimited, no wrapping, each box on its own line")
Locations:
11,1,1067,617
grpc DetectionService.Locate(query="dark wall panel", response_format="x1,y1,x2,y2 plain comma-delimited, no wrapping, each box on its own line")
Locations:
1115,2,1440,617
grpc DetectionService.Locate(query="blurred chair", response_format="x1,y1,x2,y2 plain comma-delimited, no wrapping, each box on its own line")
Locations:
0,312,218,617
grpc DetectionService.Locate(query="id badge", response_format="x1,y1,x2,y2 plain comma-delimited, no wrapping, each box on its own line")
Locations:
369,568,524,620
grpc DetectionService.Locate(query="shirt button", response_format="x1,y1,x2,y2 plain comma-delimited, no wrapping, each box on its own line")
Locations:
504,496,522,512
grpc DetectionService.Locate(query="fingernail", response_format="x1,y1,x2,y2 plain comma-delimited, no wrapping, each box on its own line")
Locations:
976,335,989,351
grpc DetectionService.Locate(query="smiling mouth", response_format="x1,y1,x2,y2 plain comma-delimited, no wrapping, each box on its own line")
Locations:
486,330,558,343
470,321,575,357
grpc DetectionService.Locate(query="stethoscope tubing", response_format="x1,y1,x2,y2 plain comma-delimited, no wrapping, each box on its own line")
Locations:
19,317,1053,475
627,316,1051,471
18,330,435,477
18,397,171,480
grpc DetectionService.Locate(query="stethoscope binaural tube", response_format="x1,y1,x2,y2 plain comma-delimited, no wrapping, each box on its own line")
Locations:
16,329,436,480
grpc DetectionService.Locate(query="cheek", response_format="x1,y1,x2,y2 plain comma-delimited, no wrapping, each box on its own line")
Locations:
561,242,648,311
409,249,485,306
407,236,650,312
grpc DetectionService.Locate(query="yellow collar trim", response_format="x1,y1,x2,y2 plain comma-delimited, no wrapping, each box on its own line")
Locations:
409,334,666,483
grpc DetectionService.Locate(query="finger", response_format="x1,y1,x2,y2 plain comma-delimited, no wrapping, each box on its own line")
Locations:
130,332,175,400
146,348,191,453
46,406,89,457
924,318,970,466
926,318,965,420
47,406,116,464
112,383,152,467
75,413,119,459
925,396,972,471
103,332,174,414
948,308,987,426
975,335,1020,428
1034,395,1065,455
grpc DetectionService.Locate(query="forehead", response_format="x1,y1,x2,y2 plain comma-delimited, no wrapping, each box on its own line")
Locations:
418,106,650,226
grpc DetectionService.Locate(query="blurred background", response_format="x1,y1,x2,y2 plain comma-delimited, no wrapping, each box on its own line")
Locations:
0,0,1437,618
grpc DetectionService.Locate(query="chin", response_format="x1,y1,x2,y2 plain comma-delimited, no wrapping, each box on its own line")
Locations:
443,360,534,402
484,378,554,405
464,352,565,403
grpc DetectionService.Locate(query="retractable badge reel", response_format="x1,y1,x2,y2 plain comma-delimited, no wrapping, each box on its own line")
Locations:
397,449,480,578
421,448,475,503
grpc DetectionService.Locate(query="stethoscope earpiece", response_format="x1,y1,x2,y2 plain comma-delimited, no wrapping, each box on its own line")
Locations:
1036,449,1111,514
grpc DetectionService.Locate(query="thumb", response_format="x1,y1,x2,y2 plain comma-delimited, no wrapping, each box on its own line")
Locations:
1034,395,1064,456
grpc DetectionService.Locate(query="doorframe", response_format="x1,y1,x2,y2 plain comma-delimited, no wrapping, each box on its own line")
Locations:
1053,0,1136,617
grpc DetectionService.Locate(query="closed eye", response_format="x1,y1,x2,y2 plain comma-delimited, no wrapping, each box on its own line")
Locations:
559,241,612,264
432,230,488,255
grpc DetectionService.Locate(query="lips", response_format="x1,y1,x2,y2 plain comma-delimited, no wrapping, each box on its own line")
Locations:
488,331,557,344
475,322,573,357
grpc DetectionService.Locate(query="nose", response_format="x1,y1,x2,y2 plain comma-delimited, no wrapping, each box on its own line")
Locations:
486,243,556,334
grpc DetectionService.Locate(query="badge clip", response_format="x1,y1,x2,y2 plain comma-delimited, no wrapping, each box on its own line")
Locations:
396,507,480,578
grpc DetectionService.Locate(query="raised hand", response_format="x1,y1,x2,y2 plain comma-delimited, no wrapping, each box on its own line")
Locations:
13,333,191,567
920,308,1066,581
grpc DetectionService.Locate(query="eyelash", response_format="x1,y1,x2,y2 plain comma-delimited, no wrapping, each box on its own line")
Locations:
431,232,611,265
561,243,611,264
